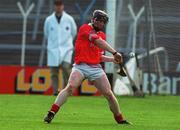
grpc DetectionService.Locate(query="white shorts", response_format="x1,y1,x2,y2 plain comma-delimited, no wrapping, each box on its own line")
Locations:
72,63,105,81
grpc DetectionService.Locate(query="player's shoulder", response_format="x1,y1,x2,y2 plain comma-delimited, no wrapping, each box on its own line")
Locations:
99,31,105,35
98,31,106,39
79,24,92,30
96,31,106,40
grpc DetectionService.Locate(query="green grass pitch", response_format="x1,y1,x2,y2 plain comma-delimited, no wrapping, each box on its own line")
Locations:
0,95,180,130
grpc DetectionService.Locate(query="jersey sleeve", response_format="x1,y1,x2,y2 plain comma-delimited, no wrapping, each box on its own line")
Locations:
100,32,106,41
79,24,100,42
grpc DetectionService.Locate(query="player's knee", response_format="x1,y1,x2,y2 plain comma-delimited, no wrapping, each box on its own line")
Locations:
65,83,76,94
103,91,114,101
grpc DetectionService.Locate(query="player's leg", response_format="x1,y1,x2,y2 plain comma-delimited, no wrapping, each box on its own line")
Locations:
62,61,72,88
54,69,84,106
94,73,121,116
94,73,130,124
44,69,84,123
50,67,59,95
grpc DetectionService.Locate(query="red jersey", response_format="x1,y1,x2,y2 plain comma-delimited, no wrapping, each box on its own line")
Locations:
74,24,106,64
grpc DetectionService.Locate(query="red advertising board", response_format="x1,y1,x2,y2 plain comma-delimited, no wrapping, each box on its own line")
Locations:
0,66,100,96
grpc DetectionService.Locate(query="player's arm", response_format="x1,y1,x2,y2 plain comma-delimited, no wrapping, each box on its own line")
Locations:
94,38,115,54
100,55,118,64
93,38,123,63
89,33,116,54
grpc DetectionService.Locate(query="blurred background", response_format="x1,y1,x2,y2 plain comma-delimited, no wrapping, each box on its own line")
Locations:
0,0,179,95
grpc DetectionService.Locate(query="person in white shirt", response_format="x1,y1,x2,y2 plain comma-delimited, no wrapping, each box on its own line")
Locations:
44,0,77,95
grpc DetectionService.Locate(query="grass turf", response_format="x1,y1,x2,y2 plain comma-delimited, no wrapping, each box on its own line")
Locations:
0,95,180,130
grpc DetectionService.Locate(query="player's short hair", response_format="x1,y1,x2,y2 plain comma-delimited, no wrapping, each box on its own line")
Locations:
92,10,109,24
54,0,63,5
